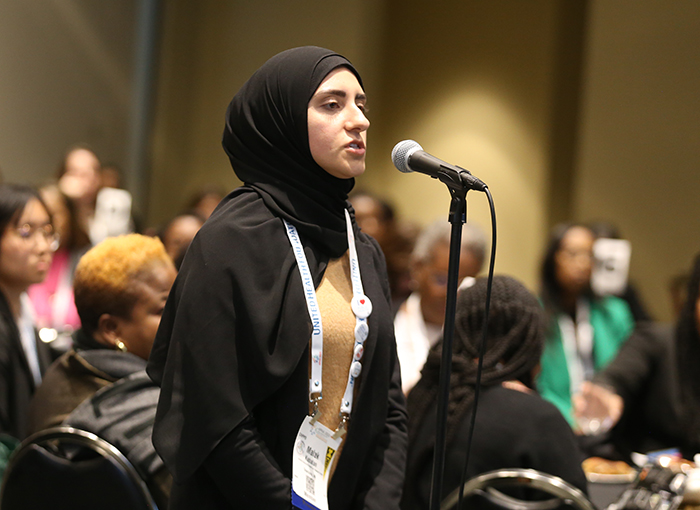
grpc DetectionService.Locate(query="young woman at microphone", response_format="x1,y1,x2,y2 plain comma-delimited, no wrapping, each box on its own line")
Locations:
147,46,407,509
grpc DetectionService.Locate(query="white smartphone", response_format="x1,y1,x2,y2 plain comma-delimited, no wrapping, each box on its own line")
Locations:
591,238,631,297
90,187,133,244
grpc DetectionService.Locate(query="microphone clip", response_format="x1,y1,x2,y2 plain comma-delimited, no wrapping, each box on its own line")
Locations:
437,165,487,193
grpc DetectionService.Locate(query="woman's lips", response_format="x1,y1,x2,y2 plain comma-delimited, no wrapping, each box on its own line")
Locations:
346,141,366,155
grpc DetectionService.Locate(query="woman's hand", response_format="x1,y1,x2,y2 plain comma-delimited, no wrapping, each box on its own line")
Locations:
572,381,624,435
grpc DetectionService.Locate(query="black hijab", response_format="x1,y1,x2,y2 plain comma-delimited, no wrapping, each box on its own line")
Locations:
222,46,363,257
148,47,402,494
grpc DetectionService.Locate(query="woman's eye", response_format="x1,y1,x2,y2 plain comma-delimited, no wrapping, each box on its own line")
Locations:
323,101,341,110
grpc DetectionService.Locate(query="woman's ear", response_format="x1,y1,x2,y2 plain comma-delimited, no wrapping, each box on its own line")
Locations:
93,313,121,349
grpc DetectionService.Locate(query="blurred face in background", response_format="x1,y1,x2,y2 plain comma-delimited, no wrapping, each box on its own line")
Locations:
0,198,55,292
415,241,482,326
59,149,102,206
351,195,391,246
161,215,204,263
555,226,595,298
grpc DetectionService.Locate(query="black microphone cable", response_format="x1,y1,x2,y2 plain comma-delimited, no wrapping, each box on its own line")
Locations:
456,186,496,510
392,140,497,509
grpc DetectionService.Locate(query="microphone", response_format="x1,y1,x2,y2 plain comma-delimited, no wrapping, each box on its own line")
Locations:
391,140,487,192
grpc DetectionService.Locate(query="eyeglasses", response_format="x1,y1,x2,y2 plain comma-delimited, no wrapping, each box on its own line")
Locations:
15,223,60,251
557,248,593,262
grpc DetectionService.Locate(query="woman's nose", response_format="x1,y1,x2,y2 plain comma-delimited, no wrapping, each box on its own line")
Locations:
347,105,370,131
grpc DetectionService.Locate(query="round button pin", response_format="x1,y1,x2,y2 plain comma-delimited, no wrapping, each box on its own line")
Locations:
351,294,372,319
350,361,362,378
354,320,369,343
353,344,364,361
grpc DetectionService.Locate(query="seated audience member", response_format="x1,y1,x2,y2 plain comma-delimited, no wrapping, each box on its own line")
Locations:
56,144,102,242
28,234,176,507
187,185,225,221
0,184,57,440
100,163,123,190
394,219,486,393
28,185,90,350
574,252,700,459
402,276,587,510
349,190,418,308
537,223,634,427
158,213,204,269
669,272,690,320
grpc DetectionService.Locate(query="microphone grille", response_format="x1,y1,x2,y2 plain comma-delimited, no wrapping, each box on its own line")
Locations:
391,140,422,173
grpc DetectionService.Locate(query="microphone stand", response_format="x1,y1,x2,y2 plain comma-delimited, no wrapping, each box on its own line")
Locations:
428,170,471,510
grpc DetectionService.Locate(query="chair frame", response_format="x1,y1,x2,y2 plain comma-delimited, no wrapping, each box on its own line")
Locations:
0,426,158,510
441,468,595,510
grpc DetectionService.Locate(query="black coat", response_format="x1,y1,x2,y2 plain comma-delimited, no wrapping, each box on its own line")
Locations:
595,322,685,457
148,190,407,510
0,291,52,439
402,385,588,510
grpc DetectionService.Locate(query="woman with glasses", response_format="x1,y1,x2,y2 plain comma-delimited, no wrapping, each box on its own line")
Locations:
537,223,634,428
27,184,91,352
0,184,57,440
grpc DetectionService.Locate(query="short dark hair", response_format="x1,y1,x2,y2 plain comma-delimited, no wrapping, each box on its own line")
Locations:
0,184,49,236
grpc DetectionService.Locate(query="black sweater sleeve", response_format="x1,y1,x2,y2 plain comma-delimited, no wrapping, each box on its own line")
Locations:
204,414,292,509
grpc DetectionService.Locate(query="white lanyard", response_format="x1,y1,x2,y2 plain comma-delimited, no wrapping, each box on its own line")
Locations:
284,209,372,434
559,298,593,394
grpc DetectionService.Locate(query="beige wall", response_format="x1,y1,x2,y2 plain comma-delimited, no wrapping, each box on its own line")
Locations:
358,0,582,292
0,0,136,186
574,0,700,321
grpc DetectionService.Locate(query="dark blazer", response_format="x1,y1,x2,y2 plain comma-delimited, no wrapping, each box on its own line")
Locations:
0,291,52,439
595,322,685,457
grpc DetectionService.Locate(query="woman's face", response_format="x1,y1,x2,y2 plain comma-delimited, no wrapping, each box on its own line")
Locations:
0,198,54,290
116,262,176,360
59,149,101,204
307,67,369,179
554,226,595,297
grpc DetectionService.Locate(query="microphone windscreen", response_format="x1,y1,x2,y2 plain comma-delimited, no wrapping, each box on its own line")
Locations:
391,140,422,173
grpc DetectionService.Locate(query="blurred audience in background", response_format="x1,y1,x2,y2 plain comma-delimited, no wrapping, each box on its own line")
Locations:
536,223,634,428
394,219,486,394
56,145,102,242
57,144,134,246
27,184,90,352
669,272,690,320
402,276,587,510
100,163,124,190
349,190,418,310
574,252,700,461
0,184,58,440
187,185,225,221
28,234,176,507
158,213,204,269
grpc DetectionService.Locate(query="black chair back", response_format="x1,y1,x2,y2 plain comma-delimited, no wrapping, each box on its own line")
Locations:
0,426,158,510
441,468,595,510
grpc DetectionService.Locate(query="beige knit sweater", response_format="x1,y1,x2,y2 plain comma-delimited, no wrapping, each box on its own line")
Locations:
311,253,358,479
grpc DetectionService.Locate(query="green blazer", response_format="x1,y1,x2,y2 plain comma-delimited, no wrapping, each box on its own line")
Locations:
537,296,634,426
